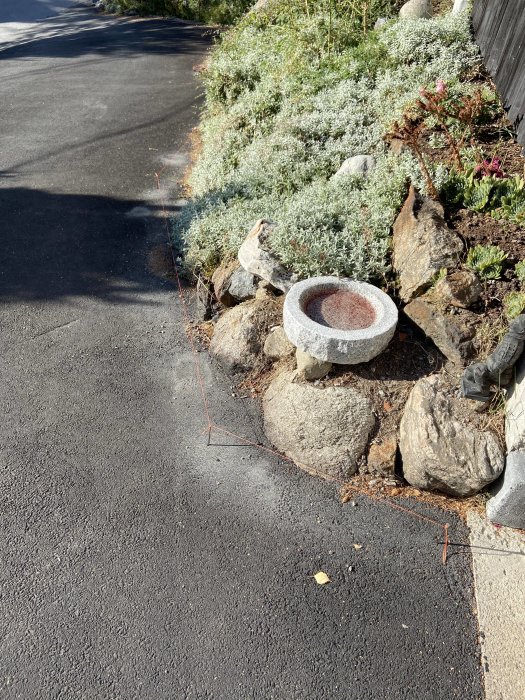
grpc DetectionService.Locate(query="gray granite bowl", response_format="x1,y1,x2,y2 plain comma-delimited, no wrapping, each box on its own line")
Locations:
283,277,398,364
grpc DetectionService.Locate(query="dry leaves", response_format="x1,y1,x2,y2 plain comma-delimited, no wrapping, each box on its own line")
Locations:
313,571,330,585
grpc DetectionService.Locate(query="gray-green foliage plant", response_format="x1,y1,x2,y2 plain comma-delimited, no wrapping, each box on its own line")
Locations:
465,244,507,281
174,8,479,279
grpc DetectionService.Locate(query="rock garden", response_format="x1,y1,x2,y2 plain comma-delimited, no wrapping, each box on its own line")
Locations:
173,0,525,528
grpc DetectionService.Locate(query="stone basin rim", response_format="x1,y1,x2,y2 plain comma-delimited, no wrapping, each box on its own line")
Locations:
287,277,397,340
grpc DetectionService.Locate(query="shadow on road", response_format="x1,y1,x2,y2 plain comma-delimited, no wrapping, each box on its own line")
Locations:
0,9,211,62
0,187,182,303
0,0,80,24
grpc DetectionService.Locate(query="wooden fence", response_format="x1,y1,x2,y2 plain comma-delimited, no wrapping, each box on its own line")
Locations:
472,0,525,149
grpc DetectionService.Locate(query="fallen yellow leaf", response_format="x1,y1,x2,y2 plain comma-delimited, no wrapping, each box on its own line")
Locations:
314,571,330,585
353,544,363,550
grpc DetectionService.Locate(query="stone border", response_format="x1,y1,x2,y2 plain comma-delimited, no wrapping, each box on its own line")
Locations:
283,277,398,364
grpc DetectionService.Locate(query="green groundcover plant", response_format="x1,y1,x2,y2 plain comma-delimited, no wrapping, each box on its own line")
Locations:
443,168,525,225
504,291,525,320
465,244,507,281
173,4,479,279
515,260,525,283
109,0,253,23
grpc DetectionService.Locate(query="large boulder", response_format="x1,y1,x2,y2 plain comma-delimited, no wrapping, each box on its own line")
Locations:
209,299,278,372
404,296,478,365
392,187,463,302
400,375,504,496
238,219,295,293
263,370,375,480
399,0,432,19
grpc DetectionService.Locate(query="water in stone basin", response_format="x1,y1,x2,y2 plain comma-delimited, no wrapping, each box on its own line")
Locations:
305,290,376,331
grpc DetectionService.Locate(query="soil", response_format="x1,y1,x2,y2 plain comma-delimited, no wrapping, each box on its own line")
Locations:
340,474,487,521
305,290,376,330
445,207,525,335
405,71,525,343
424,91,525,353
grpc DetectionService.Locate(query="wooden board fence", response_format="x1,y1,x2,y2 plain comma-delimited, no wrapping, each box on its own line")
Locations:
472,0,525,150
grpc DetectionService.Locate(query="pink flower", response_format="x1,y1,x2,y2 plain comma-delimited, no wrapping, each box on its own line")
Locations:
435,79,446,94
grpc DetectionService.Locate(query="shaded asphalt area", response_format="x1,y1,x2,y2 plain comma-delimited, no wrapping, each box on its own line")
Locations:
0,3,484,698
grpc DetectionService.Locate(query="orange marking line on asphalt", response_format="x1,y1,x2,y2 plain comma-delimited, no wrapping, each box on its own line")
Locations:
154,169,450,565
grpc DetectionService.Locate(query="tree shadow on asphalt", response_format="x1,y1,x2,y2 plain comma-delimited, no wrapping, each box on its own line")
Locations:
0,8,212,62
0,186,183,303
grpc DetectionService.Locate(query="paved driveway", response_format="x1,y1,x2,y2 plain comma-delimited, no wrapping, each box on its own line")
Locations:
0,3,484,698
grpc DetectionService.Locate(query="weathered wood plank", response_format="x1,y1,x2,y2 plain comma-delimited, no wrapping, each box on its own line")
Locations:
472,0,525,149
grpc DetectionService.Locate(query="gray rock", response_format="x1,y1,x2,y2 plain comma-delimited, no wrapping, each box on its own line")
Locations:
434,270,482,309
392,186,463,302
264,326,295,361
209,299,275,372
228,267,258,302
263,370,375,479
334,155,375,179
506,354,525,452
211,260,239,307
452,0,468,13
195,277,213,322
283,277,398,365
399,0,432,19
238,219,294,293
374,17,388,29
486,451,525,529
296,348,332,380
404,296,477,365
400,374,504,496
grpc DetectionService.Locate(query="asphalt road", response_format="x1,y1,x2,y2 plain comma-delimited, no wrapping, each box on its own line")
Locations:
0,3,484,699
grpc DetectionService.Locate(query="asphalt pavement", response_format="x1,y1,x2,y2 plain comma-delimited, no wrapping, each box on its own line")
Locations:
0,3,484,698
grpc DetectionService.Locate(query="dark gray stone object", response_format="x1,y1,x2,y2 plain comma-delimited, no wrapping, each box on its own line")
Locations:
460,314,525,402
486,451,525,529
